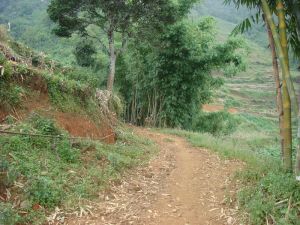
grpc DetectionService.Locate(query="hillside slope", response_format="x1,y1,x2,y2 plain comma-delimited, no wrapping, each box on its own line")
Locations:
0,30,157,224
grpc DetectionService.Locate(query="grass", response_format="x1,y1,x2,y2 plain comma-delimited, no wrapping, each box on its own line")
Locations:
0,115,156,224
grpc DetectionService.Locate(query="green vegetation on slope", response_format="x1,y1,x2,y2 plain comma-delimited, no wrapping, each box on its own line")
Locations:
0,29,155,224
0,118,154,224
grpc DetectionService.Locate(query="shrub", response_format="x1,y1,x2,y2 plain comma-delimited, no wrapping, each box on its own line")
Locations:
29,114,61,135
31,54,44,67
0,159,19,188
57,139,80,163
193,111,239,136
3,61,13,79
108,152,132,171
0,52,6,64
0,82,24,111
0,203,20,225
26,177,62,208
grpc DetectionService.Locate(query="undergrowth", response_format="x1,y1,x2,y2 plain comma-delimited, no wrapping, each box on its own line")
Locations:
192,111,239,136
0,114,155,225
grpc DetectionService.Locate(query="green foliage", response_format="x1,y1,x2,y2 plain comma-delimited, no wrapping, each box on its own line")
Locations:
0,203,21,225
74,39,97,68
191,0,268,47
0,120,154,224
3,61,13,79
29,114,61,135
0,80,25,111
0,52,6,64
62,67,103,89
158,107,300,225
9,41,34,60
26,177,62,208
0,0,76,64
117,18,246,128
0,159,19,188
108,94,124,118
238,171,300,225
193,111,239,136
56,139,80,163
47,0,193,38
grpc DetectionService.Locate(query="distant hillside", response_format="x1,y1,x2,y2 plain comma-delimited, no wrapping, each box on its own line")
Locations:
0,0,268,65
0,0,76,64
191,0,268,47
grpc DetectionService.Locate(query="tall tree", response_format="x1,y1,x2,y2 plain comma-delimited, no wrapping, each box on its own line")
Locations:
48,0,197,91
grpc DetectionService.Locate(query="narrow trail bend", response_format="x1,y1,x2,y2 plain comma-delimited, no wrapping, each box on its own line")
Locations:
66,128,243,225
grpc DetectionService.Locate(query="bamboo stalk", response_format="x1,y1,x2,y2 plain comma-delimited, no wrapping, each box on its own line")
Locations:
261,0,300,176
266,18,285,163
277,0,293,172
261,0,298,114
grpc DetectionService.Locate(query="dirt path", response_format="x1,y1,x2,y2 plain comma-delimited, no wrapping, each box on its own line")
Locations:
64,128,242,225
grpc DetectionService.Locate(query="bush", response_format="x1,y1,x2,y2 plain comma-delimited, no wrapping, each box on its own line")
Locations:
0,203,20,225
0,159,18,188
57,139,80,163
238,171,300,225
193,111,239,136
0,52,6,64
29,114,61,135
26,177,62,208
3,61,13,79
108,152,132,172
0,82,24,111
31,54,44,67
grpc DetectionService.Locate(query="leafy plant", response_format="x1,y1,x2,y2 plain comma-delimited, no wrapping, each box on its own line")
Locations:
238,172,300,225
29,114,61,135
117,18,246,128
26,177,62,208
193,111,239,136
0,203,20,225
56,139,80,163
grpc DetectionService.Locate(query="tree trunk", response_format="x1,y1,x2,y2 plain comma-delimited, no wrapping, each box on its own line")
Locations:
107,29,116,92
277,0,293,172
261,0,300,176
266,20,285,162
261,0,297,112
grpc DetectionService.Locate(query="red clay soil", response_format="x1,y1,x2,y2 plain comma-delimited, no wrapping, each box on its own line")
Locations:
55,112,115,144
203,104,239,114
0,92,116,144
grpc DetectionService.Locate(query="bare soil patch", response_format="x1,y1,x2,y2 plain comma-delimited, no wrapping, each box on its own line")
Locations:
0,92,115,143
203,105,238,114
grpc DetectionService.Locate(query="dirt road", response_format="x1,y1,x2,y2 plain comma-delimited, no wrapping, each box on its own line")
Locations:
65,129,242,225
